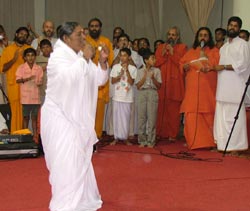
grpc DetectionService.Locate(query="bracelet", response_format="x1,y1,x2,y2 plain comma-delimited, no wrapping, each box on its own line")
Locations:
22,78,24,83
224,65,227,70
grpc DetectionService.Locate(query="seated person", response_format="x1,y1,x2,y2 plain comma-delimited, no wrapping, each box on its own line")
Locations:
0,112,9,134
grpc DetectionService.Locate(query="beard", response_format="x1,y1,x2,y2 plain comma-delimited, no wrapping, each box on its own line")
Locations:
227,29,239,38
167,38,175,46
15,37,27,45
89,29,101,39
44,30,54,38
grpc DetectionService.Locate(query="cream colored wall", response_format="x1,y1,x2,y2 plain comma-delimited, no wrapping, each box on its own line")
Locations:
160,0,224,47
32,0,243,47
232,0,250,30
34,0,45,35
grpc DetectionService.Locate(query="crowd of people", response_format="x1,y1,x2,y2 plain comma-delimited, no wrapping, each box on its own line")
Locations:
1,16,250,151
1,15,250,211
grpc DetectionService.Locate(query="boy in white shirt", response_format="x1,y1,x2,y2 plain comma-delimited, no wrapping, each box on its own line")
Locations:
110,48,137,145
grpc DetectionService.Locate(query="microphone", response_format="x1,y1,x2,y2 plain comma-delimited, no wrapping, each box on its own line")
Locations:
167,39,175,46
200,40,205,48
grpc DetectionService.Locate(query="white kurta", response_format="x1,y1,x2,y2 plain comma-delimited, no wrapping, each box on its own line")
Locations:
214,37,250,151
41,39,108,211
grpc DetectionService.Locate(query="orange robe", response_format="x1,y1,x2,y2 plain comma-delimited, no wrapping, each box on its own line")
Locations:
179,47,219,149
0,43,30,133
86,35,114,138
155,43,187,139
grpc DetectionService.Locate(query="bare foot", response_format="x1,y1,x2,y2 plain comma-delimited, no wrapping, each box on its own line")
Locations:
125,140,132,145
110,140,117,145
147,144,155,148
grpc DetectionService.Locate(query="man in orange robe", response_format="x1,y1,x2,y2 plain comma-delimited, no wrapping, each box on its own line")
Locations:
0,27,30,133
179,27,219,150
155,26,187,140
86,18,114,138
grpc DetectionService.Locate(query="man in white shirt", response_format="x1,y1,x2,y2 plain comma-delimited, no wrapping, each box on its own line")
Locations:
214,16,250,153
31,20,57,54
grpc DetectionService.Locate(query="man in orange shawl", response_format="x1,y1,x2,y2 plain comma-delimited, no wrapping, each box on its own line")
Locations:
179,27,219,149
155,26,187,140
0,27,30,133
86,18,114,139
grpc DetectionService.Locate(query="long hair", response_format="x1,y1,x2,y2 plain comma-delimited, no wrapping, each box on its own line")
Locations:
192,27,214,49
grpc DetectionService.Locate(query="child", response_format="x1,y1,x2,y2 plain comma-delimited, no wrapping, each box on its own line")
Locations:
36,39,52,151
110,48,137,145
135,49,162,147
16,48,43,142
36,39,53,104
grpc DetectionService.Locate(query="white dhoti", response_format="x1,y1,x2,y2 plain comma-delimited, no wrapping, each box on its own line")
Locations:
105,99,114,136
113,100,131,140
214,101,248,151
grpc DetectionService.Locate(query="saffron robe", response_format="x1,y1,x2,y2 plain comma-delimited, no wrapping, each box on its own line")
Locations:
41,39,108,211
155,43,187,138
180,46,219,149
0,43,30,132
86,35,114,138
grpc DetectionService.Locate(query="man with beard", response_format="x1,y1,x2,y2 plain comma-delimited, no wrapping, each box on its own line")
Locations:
86,18,114,140
213,16,250,154
155,26,187,141
32,20,57,54
180,27,219,150
0,27,30,132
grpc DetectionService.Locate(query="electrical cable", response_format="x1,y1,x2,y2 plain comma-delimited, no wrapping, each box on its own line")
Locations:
96,139,223,162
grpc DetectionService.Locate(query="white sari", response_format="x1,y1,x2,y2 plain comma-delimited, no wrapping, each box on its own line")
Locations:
41,39,108,211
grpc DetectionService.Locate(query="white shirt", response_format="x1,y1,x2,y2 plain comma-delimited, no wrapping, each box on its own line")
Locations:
31,37,57,52
216,36,250,104
110,63,137,103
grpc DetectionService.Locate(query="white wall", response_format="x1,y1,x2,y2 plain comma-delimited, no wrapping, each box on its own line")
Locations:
34,0,45,35
232,0,250,30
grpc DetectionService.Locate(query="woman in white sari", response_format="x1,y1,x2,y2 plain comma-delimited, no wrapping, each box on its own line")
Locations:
41,22,108,211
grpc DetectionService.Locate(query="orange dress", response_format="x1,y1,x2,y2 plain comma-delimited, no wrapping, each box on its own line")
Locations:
155,43,187,139
0,43,30,133
86,35,114,138
179,47,219,149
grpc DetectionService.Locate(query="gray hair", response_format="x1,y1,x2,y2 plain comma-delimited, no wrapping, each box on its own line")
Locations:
59,22,80,41
168,26,182,44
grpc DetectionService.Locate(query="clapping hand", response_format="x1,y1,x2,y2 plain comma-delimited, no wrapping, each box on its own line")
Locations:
99,44,109,63
82,42,95,62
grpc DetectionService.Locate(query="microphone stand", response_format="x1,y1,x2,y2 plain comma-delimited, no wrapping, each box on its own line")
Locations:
223,72,250,156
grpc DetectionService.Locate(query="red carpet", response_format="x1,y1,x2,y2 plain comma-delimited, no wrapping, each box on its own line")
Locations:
1,139,250,211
